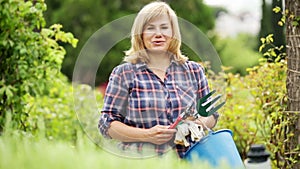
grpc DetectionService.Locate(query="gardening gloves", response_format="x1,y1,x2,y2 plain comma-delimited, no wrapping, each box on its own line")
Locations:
189,121,205,142
174,121,206,147
174,123,190,147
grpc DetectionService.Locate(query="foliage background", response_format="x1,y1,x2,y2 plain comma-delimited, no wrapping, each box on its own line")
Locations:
43,0,259,85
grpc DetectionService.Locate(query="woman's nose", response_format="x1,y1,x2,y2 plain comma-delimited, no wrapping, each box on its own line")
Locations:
154,28,162,35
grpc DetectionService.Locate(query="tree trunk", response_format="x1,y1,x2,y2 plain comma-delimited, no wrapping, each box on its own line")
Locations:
285,0,300,168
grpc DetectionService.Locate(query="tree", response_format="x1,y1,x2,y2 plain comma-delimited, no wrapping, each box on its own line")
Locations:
285,0,300,168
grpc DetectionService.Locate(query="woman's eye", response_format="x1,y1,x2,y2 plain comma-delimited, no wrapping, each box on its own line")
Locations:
146,27,154,30
161,26,169,29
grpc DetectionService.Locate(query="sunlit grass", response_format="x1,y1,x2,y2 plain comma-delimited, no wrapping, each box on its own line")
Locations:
0,133,192,169
0,130,235,169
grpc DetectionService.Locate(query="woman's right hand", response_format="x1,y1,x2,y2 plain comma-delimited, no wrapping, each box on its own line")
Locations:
145,125,177,145
108,121,176,145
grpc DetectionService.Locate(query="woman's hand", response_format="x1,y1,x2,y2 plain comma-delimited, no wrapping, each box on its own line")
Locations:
194,116,217,129
145,125,177,145
108,121,176,145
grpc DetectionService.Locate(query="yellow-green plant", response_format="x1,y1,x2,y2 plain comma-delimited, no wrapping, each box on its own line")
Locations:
0,0,77,132
215,33,299,168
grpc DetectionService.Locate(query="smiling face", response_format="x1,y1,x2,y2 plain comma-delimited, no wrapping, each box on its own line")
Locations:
142,15,173,53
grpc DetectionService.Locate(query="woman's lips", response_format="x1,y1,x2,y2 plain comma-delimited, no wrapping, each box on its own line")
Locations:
152,41,165,45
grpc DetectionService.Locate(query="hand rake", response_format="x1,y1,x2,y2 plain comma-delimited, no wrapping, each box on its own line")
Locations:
169,90,225,129
196,90,225,117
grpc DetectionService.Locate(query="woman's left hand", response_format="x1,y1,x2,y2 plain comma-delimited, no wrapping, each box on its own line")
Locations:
192,116,217,129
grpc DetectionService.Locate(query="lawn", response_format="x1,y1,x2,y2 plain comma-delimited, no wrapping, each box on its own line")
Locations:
0,131,237,169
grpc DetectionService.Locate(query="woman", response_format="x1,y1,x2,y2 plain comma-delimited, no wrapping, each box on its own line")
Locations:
98,1,219,158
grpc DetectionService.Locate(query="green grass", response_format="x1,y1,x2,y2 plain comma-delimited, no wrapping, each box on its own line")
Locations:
0,133,188,169
0,130,236,169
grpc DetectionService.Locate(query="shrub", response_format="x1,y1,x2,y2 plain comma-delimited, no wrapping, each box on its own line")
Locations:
215,34,299,168
0,0,77,132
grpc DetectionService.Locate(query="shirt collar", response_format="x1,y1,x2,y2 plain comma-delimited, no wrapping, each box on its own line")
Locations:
170,59,180,66
135,62,147,70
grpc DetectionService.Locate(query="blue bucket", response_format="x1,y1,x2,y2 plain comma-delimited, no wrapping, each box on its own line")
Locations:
184,129,245,168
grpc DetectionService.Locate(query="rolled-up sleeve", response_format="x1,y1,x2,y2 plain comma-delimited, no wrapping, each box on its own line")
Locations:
98,64,132,138
98,111,124,138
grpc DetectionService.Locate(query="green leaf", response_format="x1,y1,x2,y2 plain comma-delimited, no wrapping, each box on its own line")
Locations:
266,34,274,43
0,87,6,96
71,39,78,48
292,21,299,27
259,44,265,52
273,6,281,13
5,87,13,98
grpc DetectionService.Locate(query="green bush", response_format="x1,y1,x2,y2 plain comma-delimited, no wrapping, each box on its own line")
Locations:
215,34,299,168
216,58,287,155
0,0,77,132
24,74,79,142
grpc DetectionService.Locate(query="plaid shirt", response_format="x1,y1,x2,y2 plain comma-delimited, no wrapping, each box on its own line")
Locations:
98,60,213,158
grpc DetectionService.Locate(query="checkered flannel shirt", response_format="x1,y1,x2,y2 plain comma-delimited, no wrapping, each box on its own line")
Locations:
98,60,217,158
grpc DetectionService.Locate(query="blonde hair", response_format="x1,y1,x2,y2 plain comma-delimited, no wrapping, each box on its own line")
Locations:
124,1,188,64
